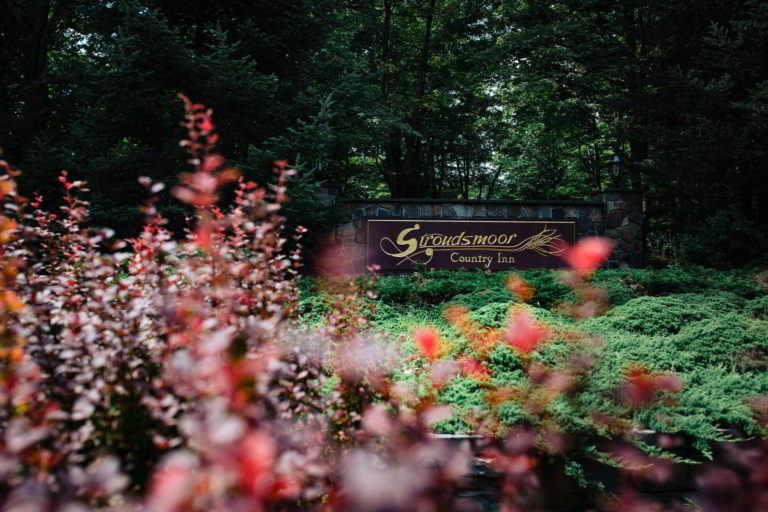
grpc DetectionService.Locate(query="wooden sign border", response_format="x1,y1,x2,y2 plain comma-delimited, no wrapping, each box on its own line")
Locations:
365,218,577,271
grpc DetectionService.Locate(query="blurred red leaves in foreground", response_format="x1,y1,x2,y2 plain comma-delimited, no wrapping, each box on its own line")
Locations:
560,236,615,273
505,273,534,302
238,430,278,497
413,327,441,360
459,357,490,380
504,310,551,355
619,365,683,407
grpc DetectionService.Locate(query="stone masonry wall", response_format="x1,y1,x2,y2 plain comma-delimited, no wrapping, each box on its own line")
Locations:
591,190,644,268
331,192,643,273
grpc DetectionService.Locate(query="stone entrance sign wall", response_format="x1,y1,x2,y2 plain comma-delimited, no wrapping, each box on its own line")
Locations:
330,190,643,273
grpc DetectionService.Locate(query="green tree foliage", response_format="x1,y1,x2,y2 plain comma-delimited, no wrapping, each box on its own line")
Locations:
1,0,336,235
497,0,768,262
2,0,767,263
298,0,508,199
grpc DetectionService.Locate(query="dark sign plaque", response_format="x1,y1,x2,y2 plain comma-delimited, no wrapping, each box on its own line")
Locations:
366,219,575,271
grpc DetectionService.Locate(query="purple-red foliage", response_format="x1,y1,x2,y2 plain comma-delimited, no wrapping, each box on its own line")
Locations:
0,97,474,512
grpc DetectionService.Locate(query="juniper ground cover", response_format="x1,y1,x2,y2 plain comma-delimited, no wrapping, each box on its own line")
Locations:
299,267,768,463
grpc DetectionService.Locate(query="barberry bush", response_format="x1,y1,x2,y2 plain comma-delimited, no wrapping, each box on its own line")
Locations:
0,96,477,512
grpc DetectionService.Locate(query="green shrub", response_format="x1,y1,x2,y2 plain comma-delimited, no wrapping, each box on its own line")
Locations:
550,396,595,434
672,313,768,369
594,267,764,299
749,296,768,319
374,270,500,304
305,268,765,315
374,302,446,328
486,344,524,383
299,267,768,444
464,301,570,332
432,416,474,434
531,339,576,367
519,270,574,308
593,279,641,306
449,289,518,309
635,366,768,438
498,401,528,426
676,208,768,268
585,293,745,335
439,378,487,406
372,269,577,308
577,306,768,441
470,301,516,328
296,290,335,319
714,276,767,300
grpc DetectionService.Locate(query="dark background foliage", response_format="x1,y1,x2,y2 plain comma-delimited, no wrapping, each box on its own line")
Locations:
1,0,767,265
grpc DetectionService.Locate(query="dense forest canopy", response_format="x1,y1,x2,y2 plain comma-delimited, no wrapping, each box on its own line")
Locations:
1,0,767,264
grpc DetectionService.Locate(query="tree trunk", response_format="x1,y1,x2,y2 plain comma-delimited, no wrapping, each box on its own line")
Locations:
0,0,57,161
382,0,436,197
623,4,648,191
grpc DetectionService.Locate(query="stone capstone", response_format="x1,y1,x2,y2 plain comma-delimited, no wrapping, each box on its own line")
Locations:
487,205,505,217
452,205,472,218
405,204,420,217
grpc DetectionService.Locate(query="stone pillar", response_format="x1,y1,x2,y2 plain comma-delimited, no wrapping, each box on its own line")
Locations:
591,189,644,268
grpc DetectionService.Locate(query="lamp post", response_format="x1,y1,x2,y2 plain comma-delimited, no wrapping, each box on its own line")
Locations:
609,154,624,188
591,152,644,268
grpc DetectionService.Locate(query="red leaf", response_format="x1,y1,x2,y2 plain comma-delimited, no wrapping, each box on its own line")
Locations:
195,224,212,250
619,366,682,407
362,403,392,436
504,311,550,354
147,453,196,511
413,327,440,360
201,155,224,173
170,186,198,205
505,274,534,302
238,431,276,496
655,373,683,393
622,366,657,405
460,357,489,379
561,237,614,272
